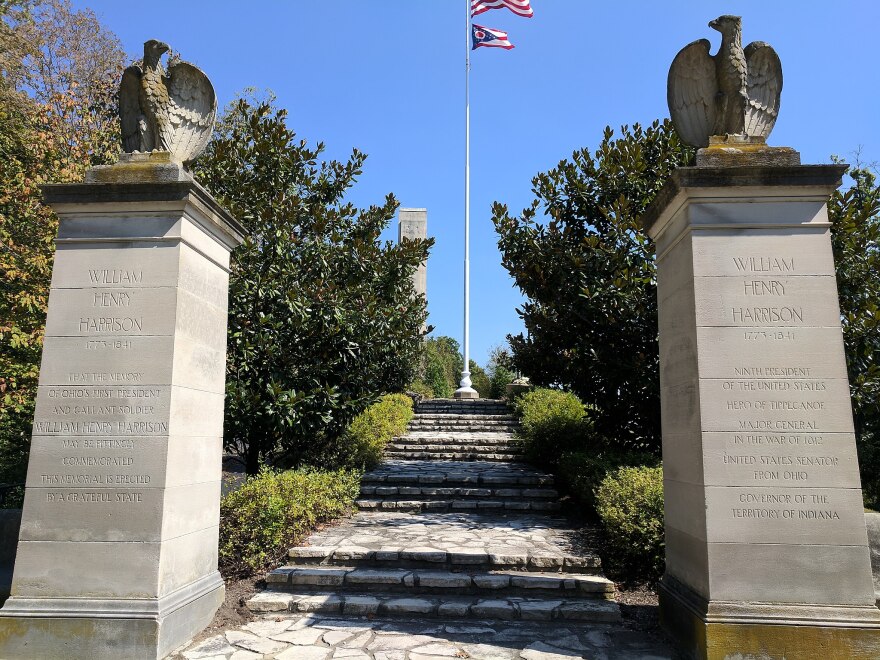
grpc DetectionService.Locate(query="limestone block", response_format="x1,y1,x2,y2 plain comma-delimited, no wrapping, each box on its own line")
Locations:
56,214,181,241
32,384,172,436
687,200,829,228
695,325,850,380
663,479,708,541
167,386,225,438
664,526,709,599
38,335,175,387
691,228,835,278
17,479,219,543
704,485,868,545
698,376,855,434
11,538,163,598
43,285,177,338
178,243,231,309
170,333,227,394
660,380,701,437
50,242,181,289
659,432,705,486
175,286,232,349
693,275,842,327
700,431,861,488
25,434,169,489
165,435,224,488
706,542,876,605
157,526,221,596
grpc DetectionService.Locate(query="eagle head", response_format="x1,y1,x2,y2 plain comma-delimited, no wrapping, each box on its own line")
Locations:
708,15,742,35
143,39,170,62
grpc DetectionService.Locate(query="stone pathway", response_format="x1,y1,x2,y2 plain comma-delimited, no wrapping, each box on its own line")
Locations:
174,399,673,658
175,614,672,659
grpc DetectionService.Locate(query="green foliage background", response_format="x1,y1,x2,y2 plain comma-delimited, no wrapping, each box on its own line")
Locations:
829,166,880,506
493,120,692,453
0,0,123,492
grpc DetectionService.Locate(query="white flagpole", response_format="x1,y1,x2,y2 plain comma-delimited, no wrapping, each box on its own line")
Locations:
455,0,477,399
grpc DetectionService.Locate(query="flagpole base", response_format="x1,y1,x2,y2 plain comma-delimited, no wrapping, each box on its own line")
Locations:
454,387,480,400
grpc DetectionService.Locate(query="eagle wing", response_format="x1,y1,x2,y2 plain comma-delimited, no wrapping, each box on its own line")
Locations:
667,38,716,148
119,65,143,153
165,60,217,163
744,41,782,139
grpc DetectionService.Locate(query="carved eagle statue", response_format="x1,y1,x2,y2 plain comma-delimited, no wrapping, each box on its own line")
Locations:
668,15,782,148
119,39,217,163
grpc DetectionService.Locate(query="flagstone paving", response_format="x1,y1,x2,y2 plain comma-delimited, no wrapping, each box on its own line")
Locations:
173,613,673,659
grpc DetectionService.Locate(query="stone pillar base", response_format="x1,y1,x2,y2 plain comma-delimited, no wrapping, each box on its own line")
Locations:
660,578,880,660
0,573,224,660
453,387,480,399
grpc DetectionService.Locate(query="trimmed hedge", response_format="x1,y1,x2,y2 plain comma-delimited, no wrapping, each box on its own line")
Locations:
219,467,360,578
557,448,658,514
595,465,665,581
340,393,413,469
513,388,592,468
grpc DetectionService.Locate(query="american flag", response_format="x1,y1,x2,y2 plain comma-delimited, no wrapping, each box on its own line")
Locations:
471,24,515,50
471,0,534,19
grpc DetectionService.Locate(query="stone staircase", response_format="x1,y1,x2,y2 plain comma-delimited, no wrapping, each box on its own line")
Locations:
384,400,521,462
248,398,620,626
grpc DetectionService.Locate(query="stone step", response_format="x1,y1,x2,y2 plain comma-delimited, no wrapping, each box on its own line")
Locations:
248,590,621,623
416,400,510,412
362,461,555,487
385,443,521,454
412,413,516,421
287,544,602,575
265,566,615,599
400,431,518,442
410,418,517,426
360,484,558,500
356,498,560,513
383,451,523,462
407,424,518,433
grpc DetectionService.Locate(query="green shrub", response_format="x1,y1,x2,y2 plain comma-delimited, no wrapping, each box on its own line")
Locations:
595,465,664,581
558,448,658,514
340,393,413,468
513,388,592,467
219,467,360,577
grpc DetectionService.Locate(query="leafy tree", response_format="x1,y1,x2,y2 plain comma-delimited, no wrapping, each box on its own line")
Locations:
0,0,123,485
828,165,880,506
486,343,516,398
493,120,692,452
417,336,463,398
469,360,490,398
411,336,492,398
194,98,431,474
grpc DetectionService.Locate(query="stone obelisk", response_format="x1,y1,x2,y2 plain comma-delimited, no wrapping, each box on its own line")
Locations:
398,207,428,300
654,16,880,658
0,42,245,659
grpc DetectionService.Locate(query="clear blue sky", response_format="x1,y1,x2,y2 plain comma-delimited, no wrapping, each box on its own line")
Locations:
73,0,878,366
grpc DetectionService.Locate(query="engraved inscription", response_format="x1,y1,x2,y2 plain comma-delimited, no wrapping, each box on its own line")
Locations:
732,256,795,272
88,269,143,285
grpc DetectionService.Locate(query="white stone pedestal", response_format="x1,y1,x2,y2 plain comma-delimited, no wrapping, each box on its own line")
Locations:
644,164,880,659
0,162,244,659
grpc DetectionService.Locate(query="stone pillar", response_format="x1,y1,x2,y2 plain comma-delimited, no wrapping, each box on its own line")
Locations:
0,156,245,659
398,207,427,299
644,159,880,658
